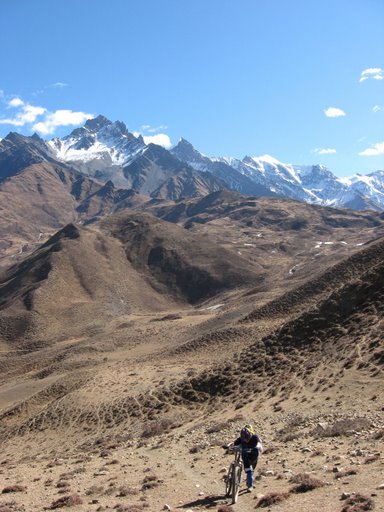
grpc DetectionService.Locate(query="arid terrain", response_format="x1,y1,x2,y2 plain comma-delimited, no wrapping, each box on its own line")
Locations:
0,192,383,512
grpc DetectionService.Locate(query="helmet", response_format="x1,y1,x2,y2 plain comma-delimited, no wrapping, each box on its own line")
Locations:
240,424,254,442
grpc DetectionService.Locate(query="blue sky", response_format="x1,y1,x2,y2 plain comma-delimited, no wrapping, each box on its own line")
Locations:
0,0,383,176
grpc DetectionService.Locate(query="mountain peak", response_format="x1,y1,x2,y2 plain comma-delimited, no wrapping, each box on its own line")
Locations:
171,138,206,164
252,154,282,166
84,115,112,132
177,137,195,148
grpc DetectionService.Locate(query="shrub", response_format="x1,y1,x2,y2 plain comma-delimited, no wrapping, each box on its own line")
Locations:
189,443,205,454
1,486,26,494
372,428,384,440
0,500,20,512
142,418,176,438
340,493,375,512
49,494,83,509
312,418,371,438
289,473,325,493
334,469,358,479
256,492,290,507
141,475,160,491
364,453,380,464
0,500,24,512
116,485,139,497
85,485,104,496
206,421,230,433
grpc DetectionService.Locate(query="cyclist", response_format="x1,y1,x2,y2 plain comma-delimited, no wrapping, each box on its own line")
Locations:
225,424,263,491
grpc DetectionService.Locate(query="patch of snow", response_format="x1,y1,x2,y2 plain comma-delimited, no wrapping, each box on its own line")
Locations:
202,304,225,311
253,154,282,165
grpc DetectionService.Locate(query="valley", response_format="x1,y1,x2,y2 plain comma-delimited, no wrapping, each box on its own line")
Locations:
0,118,383,511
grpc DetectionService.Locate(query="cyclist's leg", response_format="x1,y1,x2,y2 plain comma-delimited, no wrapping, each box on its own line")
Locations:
242,453,254,489
250,453,259,470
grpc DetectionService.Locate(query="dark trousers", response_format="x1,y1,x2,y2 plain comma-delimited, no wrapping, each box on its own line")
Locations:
242,449,259,471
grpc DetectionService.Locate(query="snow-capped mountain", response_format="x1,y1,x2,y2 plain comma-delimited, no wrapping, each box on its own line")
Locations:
49,115,146,166
4,115,383,211
172,138,384,211
0,117,226,200
171,139,276,198
48,115,147,188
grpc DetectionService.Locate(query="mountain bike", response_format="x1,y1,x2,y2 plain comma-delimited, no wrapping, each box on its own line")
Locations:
224,446,243,504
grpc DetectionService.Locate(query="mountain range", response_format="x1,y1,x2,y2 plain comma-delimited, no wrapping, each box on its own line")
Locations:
1,114,384,270
1,114,383,211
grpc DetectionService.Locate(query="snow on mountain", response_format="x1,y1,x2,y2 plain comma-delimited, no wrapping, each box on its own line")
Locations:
171,140,276,197
48,115,146,167
171,138,384,211
339,171,384,209
41,116,384,211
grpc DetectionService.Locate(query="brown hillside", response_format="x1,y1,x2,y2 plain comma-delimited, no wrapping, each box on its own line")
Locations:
0,196,383,512
99,210,265,303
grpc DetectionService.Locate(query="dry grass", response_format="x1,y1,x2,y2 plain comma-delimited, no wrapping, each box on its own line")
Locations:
189,443,206,454
371,428,384,440
141,418,176,438
48,494,83,509
141,475,160,491
334,469,358,479
112,505,146,512
255,491,291,508
311,418,371,438
289,473,326,493
116,485,139,497
85,485,104,496
340,493,375,511
1,486,26,494
206,420,231,433
0,500,24,512
363,453,380,464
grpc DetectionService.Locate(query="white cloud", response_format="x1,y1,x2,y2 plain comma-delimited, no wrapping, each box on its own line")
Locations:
372,105,382,113
359,141,384,156
134,124,172,148
0,101,46,127
8,97,24,108
33,109,93,135
314,148,337,155
359,68,384,82
51,82,68,88
324,107,346,118
143,133,172,148
0,93,92,135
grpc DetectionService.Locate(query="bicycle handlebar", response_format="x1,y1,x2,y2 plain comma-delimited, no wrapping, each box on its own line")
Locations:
224,445,257,454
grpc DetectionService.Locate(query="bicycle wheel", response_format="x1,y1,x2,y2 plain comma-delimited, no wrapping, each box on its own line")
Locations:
225,463,233,497
231,464,242,504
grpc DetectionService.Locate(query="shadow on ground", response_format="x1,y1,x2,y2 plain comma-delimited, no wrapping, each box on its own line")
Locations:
178,494,227,508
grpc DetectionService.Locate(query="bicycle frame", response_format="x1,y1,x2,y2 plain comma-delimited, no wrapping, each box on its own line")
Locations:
224,446,257,504
224,447,243,504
